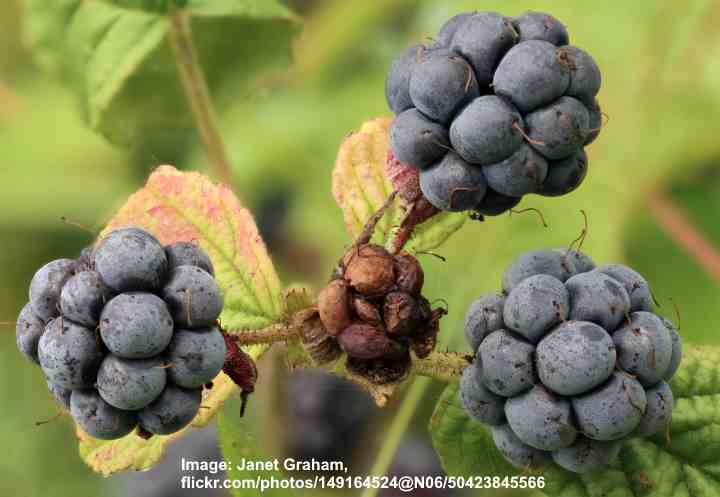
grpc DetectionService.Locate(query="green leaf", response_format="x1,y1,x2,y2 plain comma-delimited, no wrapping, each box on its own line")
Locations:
22,0,299,146
218,403,287,497
79,165,284,476
101,165,284,328
411,211,467,253
102,0,180,13
431,346,720,497
429,382,518,478
331,117,465,252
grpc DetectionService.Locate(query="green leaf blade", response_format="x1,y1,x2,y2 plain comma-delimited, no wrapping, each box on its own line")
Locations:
22,0,299,145
429,382,517,478
409,211,466,253
103,0,179,12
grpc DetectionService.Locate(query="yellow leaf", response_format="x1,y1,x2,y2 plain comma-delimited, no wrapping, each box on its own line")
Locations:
332,117,399,243
331,117,465,252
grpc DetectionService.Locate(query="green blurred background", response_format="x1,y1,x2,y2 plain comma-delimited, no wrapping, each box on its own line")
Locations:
2,0,720,496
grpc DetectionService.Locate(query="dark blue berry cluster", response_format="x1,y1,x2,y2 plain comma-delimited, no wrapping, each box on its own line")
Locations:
16,228,226,440
386,11,602,215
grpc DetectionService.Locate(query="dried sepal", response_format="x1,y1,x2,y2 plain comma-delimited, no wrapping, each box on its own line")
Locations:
297,308,342,366
346,346,412,385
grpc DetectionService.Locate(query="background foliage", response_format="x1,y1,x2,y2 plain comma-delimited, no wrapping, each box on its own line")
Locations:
1,0,720,496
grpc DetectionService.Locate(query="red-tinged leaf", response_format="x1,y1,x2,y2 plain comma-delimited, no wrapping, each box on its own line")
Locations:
101,164,283,329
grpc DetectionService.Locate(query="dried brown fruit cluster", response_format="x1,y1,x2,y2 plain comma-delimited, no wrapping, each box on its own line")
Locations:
318,243,445,384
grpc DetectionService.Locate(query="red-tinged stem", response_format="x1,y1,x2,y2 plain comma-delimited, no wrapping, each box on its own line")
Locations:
648,191,720,284
388,197,440,255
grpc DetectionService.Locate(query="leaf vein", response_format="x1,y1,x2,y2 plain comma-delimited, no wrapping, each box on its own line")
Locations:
146,184,268,316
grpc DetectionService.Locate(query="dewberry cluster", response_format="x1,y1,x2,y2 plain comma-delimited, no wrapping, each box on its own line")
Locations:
16,227,226,440
318,244,444,383
460,249,682,473
386,11,601,215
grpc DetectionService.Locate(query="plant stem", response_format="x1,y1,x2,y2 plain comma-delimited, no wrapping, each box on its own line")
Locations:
413,351,471,382
648,191,720,284
359,376,432,497
356,191,398,247
167,6,234,185
225,323,301,346
387,197,440,255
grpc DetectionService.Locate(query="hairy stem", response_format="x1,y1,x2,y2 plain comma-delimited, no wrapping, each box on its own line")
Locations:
357,191,398,247
359,376,432,497
225,323,301,346
168,6,234,185
387,197,440,255
413,351,471,382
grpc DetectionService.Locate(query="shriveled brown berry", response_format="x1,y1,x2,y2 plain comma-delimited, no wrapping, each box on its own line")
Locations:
410,304,446,359
318,279,352,336
417,296,433,322
353,296,382,325
337,322,394,360
343,244,396,296
410,329,438,359
394,253,424,295
384,291,420,335
347,348,411,384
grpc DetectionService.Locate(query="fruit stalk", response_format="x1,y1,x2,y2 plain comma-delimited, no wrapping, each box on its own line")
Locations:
224,323,302,346
167,6,234,186
412,350,472,382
